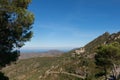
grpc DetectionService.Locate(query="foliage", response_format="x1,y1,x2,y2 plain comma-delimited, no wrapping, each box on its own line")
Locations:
95,42,120,80
0,72,9,80
0,0,34,68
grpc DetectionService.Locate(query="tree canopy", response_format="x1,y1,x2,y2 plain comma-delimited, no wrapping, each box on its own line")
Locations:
95,42,120,80
0,0,34,68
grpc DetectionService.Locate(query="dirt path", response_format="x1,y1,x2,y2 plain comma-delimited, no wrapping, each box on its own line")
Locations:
47,71,85,79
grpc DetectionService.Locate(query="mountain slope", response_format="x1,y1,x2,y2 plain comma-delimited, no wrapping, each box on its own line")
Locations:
46,31,120,80
84,32,110,54
2,31,120,80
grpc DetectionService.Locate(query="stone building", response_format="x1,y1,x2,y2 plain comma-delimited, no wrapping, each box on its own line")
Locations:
75,47,85,55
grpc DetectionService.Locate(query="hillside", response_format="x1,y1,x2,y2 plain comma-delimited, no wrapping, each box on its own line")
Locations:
2,57,61,80
2,31,120,80
19,50,64,59
84,32,120,54
84,32,110,54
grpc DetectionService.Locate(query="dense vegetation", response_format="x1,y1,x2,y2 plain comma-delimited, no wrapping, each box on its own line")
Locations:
95,42,120,80
0,0,34,68
0,0,34,79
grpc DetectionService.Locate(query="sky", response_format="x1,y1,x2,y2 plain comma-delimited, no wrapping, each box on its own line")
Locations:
21,0,120,51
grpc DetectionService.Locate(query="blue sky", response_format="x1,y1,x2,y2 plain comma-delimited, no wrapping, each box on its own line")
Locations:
21,0,120,50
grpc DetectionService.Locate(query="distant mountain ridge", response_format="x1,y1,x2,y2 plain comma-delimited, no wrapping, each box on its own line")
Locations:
19,50,64,59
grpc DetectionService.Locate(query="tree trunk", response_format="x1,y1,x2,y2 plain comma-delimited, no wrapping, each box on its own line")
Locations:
104,67,107,80
112,64,117,80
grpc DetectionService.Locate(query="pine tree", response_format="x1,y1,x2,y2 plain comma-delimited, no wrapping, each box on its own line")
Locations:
95,42,120,80
0,0,34,68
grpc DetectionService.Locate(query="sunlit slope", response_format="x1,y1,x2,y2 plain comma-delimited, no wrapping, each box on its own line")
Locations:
2,31,120,80
2,57,60,80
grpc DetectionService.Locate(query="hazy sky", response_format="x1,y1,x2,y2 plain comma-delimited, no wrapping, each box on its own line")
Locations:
21,0,120,50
